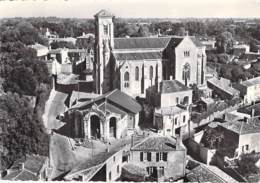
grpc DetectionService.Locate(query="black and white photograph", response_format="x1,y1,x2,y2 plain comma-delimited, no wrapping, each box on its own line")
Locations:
0,0,260,182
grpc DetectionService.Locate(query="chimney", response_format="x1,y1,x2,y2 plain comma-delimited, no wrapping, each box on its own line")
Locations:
169,75,173,80
251,108,255,118
185,31,189,36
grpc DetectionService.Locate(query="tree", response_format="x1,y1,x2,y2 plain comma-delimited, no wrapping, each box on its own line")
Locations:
136,25,150,37
3,66,38,95
176,27,186,36
51,41,76,49
0,93,49,170
216,31,234,53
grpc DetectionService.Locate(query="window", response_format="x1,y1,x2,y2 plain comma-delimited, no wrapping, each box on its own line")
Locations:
183,115,186,123
109,171,112,181
135,66,139,81
175,118,178,125
104,25,108,35
167,129,171,132
184,51,190,57
147,152,152,162
124,72,130,88
140,152,143,162
163,152,168,161
117,165,120,173
113,156,116,162
246,145,249,151
176,97,179,104
149,66,153,80
156,152,159,162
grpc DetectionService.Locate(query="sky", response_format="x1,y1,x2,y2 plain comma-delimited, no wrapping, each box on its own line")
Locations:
0,0,260,18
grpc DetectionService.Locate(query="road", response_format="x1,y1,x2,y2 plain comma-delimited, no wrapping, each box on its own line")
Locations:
42,74,79,179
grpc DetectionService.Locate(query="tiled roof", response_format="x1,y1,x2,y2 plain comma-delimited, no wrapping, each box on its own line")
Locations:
207,77,240,96
114,37,171,50
219,118,260,135
186,164,238,183
241,76,260,87
72,89,142,114
190,36,204,47
94,9,114,17
155,105,186,116
98,102,127,117
131,135,181,151
200,97,215,105
2,171,22,180
3,170,38,181
113,51,162,61
15,170,38,181
167,37,183,48
160,80,191,93
28,43,48,50
23,154,47,174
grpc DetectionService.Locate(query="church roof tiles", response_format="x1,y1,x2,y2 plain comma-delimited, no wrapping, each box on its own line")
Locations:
114,37,171,50
113,51,162,61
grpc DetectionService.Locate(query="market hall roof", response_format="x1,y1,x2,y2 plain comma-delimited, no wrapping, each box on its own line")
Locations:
71,89,142,114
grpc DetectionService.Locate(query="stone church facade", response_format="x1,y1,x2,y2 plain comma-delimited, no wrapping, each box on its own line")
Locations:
93,10,207,97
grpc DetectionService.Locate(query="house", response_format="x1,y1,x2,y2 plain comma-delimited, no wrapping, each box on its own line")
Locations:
186,164,238,183
65,89,142,141
196,97,215,113
28,43,49,60
147,79,193,108
128,135,186,182
76,32,95,49
48,48,90,75
201,39,216,51
207,77,240,100
93,10,207,97
2,154,50,181
154,106,190,138
64,149,124,182
218,117,260,156
146,80,192,138
233,76,260,104
232,44,250,58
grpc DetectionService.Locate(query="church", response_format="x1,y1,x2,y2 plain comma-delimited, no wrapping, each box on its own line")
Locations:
93,9,207,98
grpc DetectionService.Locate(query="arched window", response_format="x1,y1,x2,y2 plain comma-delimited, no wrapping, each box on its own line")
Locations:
149,66,153,80
124,72,130,88
135,67,139,81
182,63,190,86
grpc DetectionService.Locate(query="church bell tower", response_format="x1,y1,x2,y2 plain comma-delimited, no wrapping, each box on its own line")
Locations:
94,10,114,94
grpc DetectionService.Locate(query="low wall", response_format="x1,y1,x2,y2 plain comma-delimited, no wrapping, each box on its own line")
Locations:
188,139,216,165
